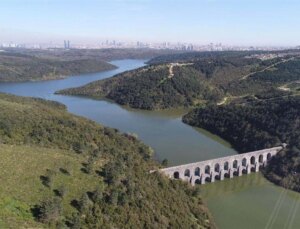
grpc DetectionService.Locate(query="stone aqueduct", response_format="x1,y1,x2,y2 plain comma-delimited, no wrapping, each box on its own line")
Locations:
159,145,285,185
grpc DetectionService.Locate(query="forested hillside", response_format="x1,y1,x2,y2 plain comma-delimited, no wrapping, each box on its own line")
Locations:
7,48,186,62
58,51,300,110
147,50,262,64
57,64,224,109
0,93,215,228
0,52,116,82
56,54,262,109
226,57,300,96
147,50,300,64
183,95,300,192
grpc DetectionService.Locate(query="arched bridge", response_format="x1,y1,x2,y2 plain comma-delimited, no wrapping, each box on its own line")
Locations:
159,145,285,185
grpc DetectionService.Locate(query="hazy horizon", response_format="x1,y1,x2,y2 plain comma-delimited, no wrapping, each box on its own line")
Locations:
1,0,300,46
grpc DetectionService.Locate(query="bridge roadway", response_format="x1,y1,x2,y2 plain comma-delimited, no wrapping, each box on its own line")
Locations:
159,145,286,185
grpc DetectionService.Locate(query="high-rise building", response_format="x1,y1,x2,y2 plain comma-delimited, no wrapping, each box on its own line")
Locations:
64,40,70,49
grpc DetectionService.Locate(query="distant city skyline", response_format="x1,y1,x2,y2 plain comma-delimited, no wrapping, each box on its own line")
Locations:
1,0,300,47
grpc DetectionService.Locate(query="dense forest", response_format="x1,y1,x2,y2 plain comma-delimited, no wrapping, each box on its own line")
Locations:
0,52,117,82
183,95,300,192
0,93,215,228
58,64,224,109
147,49,300,64
226,57,300,96
147,50,263,64
58,51,300,110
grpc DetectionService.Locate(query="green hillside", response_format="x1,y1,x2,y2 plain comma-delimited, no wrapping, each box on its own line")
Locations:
183,95,300,192
7,48,186,62
0,93,214,228
57,64,225,109
57,52,300,110
0,52,116,82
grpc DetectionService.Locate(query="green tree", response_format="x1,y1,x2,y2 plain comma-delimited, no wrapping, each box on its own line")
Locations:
92,185,104,204
56,185,68,199
78,193,91,213
37,197,63,224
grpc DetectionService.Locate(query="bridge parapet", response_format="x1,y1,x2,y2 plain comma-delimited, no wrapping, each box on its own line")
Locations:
158,145,285,185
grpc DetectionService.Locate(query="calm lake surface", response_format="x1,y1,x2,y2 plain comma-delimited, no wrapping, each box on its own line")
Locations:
1,59,299,229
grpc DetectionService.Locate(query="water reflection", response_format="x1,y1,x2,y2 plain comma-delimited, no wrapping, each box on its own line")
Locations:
201,173,266,199
201,173,300,229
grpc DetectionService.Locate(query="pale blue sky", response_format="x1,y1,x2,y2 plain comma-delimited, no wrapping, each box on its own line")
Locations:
1,0,300,46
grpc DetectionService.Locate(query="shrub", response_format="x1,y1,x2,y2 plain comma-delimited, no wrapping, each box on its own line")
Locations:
36,197,63,224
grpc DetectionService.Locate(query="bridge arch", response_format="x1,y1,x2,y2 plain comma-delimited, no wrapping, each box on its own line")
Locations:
267,153,272,161
233,160,238,169
194,167,200,176
242,168,248,174
242,158,247,166
214,173,220,181
215,163,220,172
205,165,210,174
205,176,211,183
250,156,256,172
184,169,190,177
250,156,256,165
195,179,201,184
174,171,180,179
224,161,229,170
259,154,263,163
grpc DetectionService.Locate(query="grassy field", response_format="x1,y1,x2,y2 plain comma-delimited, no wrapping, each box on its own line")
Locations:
0,144,103,228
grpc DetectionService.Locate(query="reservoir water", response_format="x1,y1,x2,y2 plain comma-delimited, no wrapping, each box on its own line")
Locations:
0,59,299,229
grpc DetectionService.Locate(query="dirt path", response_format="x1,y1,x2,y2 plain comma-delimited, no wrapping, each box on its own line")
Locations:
278,80,300,91
240,57,295,80
0,65,22,75
217,96,229,105
168,63,193,78
278,84,291,91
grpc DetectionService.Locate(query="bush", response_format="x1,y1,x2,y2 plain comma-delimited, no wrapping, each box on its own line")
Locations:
36,197,63,224
78,193,91,214
56,185,68,199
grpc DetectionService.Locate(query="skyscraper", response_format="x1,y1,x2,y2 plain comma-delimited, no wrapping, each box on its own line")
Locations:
64,40,70,49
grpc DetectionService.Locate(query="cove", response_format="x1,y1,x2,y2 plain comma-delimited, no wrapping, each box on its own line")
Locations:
0,59,299,229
